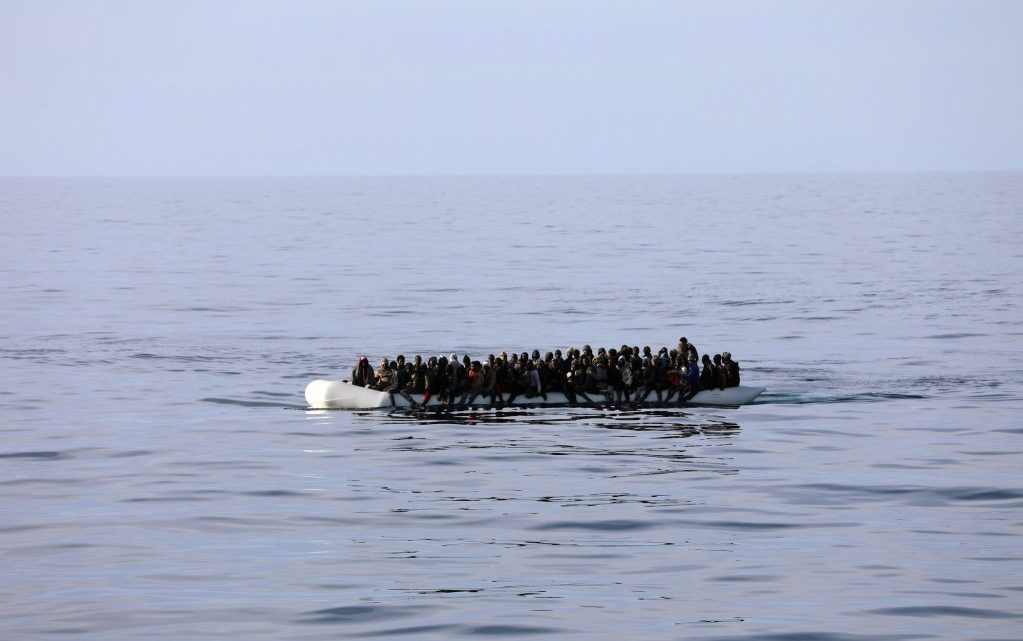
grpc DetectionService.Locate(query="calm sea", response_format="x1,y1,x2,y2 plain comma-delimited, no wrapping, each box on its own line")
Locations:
2,174,1021,640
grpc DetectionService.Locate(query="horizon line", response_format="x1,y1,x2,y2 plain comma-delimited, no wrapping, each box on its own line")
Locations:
2,168,1022,179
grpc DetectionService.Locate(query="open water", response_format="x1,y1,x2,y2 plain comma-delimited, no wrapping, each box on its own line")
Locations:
1,173,1022,640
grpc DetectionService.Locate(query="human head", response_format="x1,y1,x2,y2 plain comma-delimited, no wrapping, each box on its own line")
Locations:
722,352,732,361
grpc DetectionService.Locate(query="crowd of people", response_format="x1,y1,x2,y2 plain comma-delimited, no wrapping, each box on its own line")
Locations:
348,337,742,409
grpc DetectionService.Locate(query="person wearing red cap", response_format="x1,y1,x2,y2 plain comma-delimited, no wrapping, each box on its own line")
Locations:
350,356,375,387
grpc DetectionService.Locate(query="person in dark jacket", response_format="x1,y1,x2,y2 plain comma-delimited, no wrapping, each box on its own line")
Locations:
633,356,662,403
423,356,443,406
712,354,727,390
700,354,716,391
386,360,418,408
569,358,593,404
722,352,741,387
607,356,623,404
684,354,701,401
481,361,501,407
411,355,427,393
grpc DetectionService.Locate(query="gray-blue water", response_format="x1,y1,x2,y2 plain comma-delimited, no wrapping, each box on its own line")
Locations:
2,174,1021,640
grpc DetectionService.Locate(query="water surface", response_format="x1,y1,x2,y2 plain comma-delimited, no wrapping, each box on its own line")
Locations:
1,174,1021,639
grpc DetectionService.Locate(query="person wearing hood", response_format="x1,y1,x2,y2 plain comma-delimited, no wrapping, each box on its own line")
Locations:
350,356,375,388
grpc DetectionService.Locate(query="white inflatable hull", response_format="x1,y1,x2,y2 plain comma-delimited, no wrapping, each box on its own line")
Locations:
304,380,765,410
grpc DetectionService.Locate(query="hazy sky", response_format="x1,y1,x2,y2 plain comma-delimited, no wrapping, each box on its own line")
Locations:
2,0,1021,175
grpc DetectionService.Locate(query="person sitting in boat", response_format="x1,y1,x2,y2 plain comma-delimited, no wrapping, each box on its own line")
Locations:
422,356,443,406
588,355,612,402
607,356,623,404
411,355,427,393
386,360,418,408
445,354,463,407
519,360,548,402
677,337,699,362
712,354,727,390
684,353,702,400
373,357,393,391
458,360,486,407
633,356,663,403
664,360,683,403
700,354,716,391
551,350,566,376
536,358,554,394
568,358,593,405
619,355,635,403
350,356,375,387
481,361,501,407
722,352,741,387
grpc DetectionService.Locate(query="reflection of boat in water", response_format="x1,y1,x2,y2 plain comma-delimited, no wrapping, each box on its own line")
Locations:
304,380,765,410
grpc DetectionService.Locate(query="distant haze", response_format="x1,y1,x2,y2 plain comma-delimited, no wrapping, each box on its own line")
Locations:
1,0,1021,175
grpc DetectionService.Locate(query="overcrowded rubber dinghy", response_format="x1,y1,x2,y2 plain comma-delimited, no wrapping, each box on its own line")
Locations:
305,379,765,410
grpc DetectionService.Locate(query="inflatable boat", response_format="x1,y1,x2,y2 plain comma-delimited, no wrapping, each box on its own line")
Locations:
305,379,765,410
